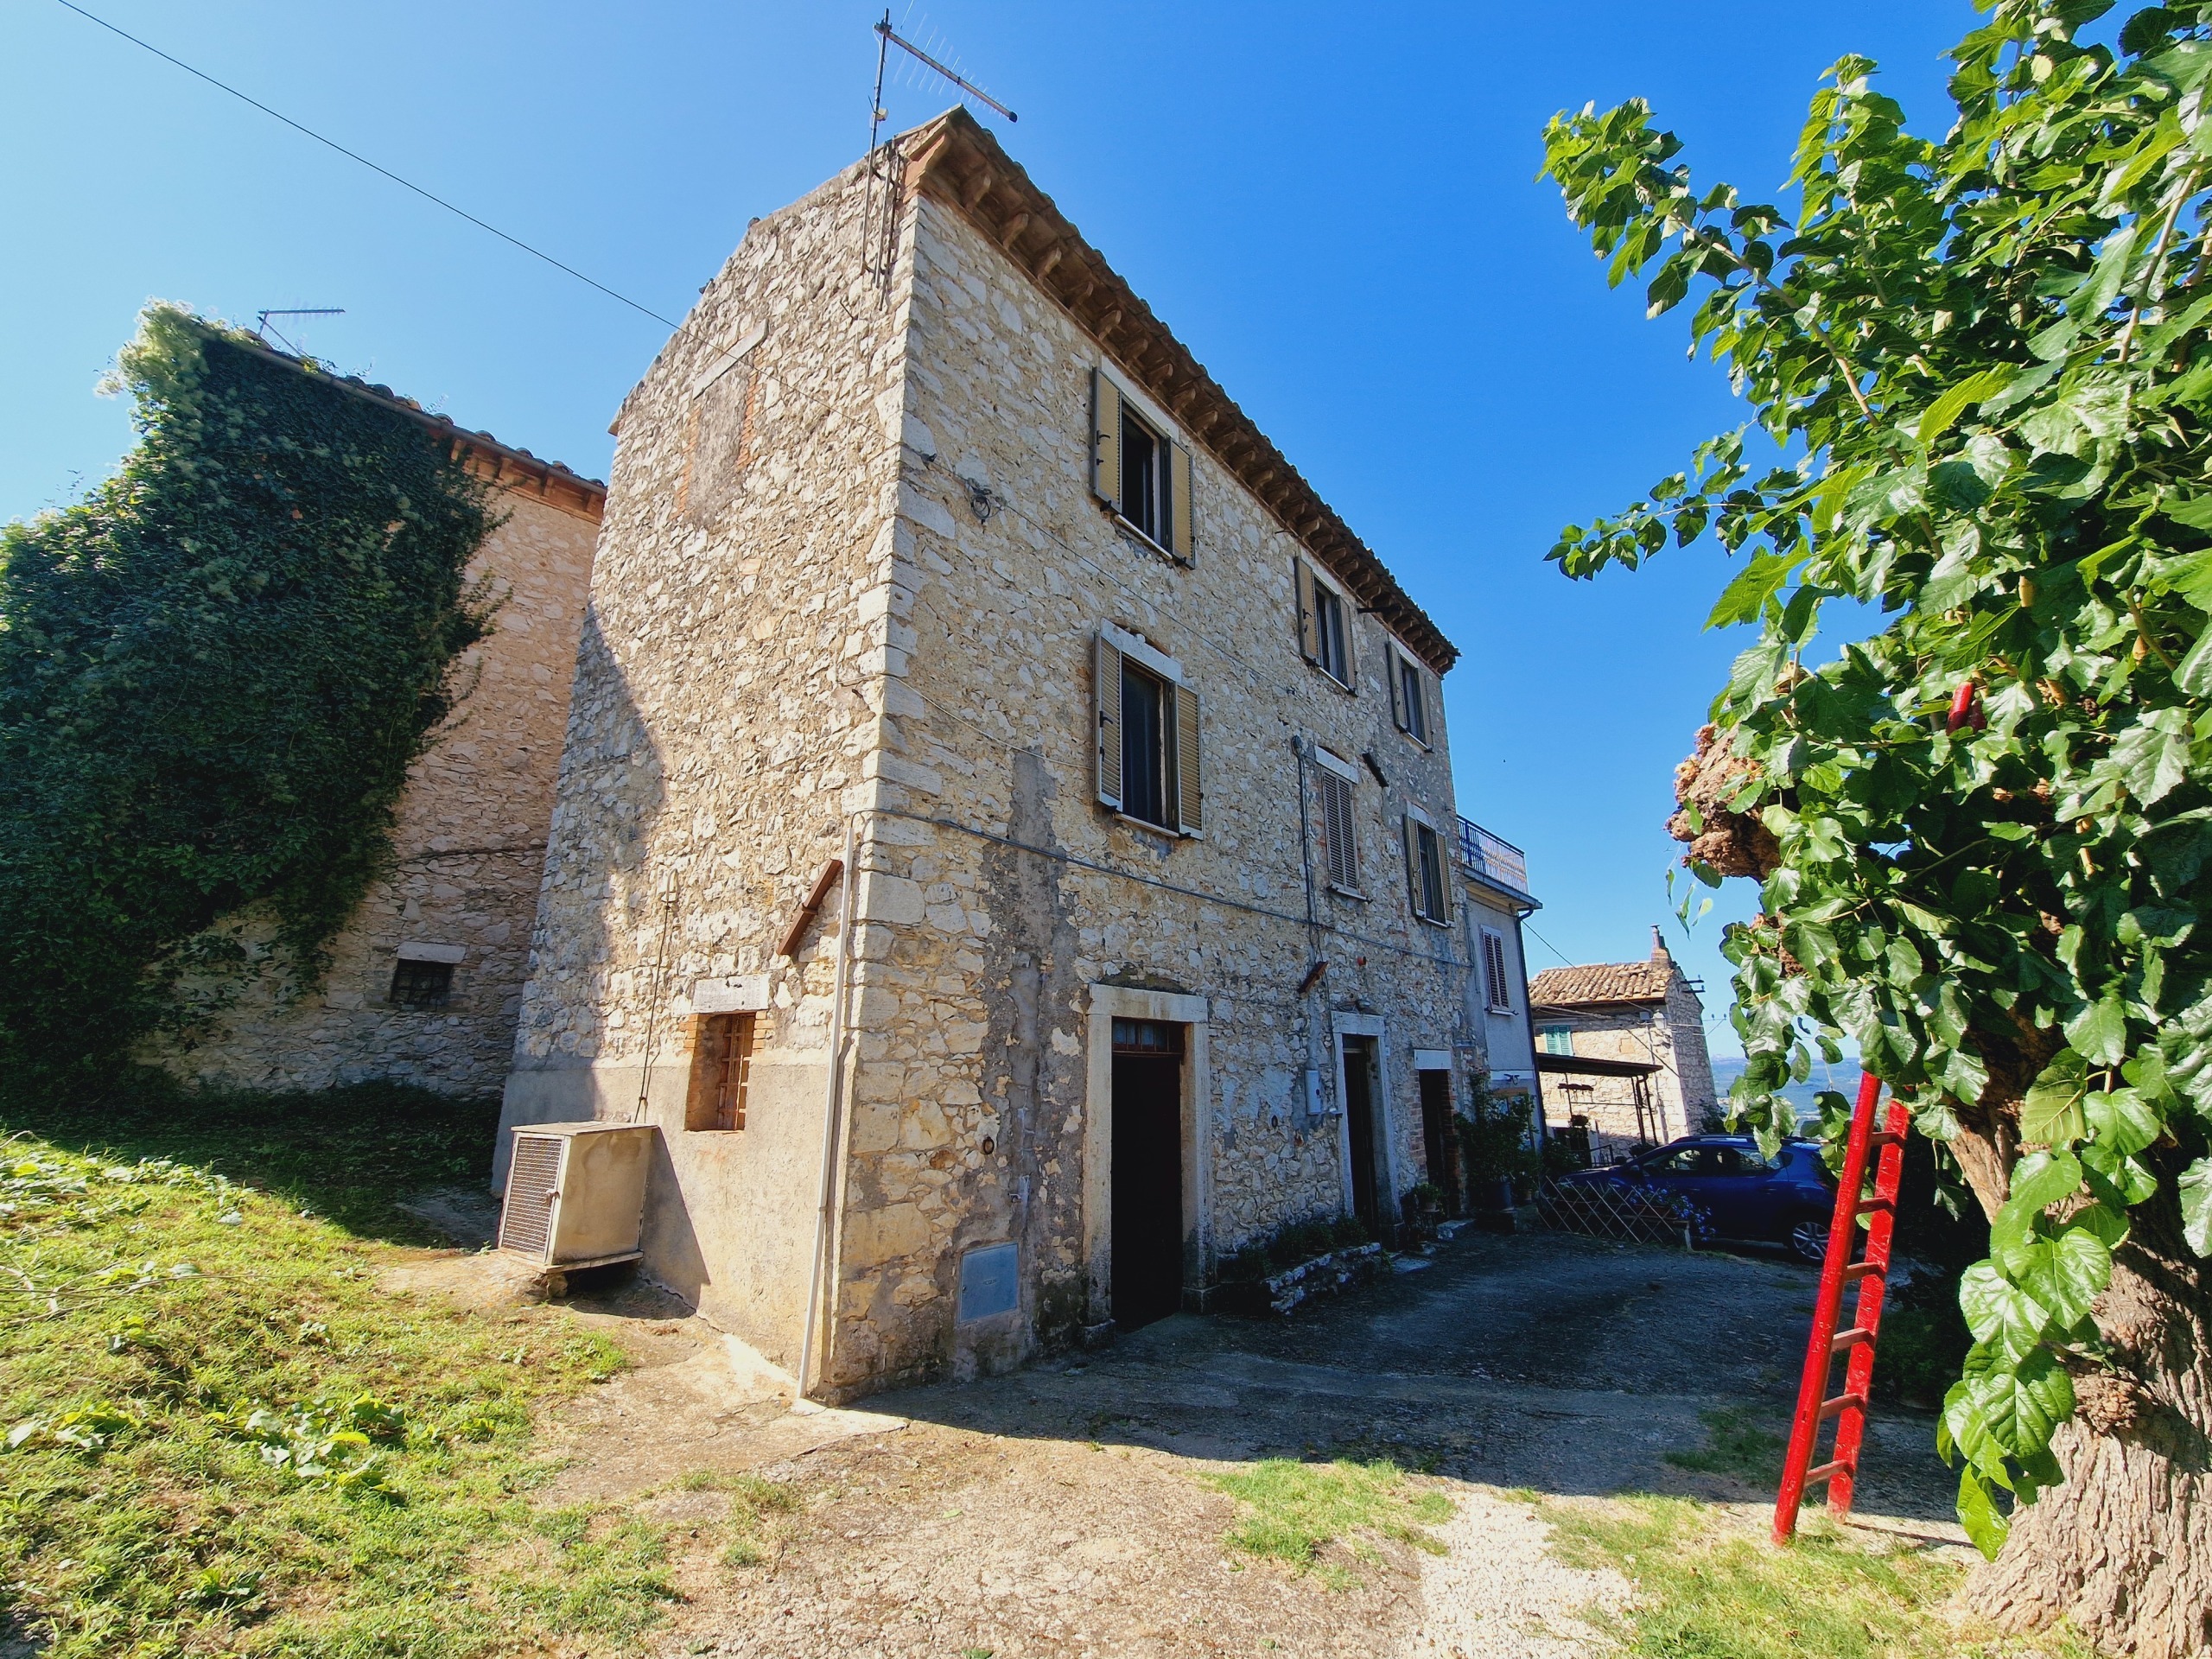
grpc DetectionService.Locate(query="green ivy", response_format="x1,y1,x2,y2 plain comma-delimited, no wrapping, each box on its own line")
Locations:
0,304,494,1085
1541,3,2212,1557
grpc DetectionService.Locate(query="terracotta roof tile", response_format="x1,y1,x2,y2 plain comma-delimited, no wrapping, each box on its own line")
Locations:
1527,960,1677,1007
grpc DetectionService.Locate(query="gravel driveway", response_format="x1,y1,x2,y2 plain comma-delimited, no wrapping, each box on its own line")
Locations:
535,1226,1957,1657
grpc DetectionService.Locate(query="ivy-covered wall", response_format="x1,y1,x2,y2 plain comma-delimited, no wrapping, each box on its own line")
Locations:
0,304,496,1088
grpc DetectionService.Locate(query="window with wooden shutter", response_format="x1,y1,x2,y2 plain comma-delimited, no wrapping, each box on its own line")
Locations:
1095,632,1124,810
1167,442,1194,561
1415,820,1448,923
1392,647,1430,746
1317,766,1359,892
1091,370,1122,512
1173,683,1203,835
1296,558,1321,663
1481,929,1513,1012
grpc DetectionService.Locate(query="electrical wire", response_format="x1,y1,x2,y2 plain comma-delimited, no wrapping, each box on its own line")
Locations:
1522,919,1579,969
48,0,680,329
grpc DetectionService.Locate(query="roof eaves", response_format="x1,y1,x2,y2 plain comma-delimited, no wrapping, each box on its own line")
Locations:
898,109,1458,677
190,321,607,518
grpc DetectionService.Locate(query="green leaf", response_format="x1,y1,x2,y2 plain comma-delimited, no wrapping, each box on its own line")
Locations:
2064,995,2130,1069
1957,1466,2010,1560
2181,1158,2212,1256
2083,1085,2163,1157
2003,1227,2112,1329
1959,1261,2054,1357
1917,367,2014,445
2022,1052,2091,1147
1707,550,1806,629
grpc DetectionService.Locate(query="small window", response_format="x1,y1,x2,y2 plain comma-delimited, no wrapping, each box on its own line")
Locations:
1120,659,1172,830
389,959,453,1009
1111,1018,1185,1056
1538,1025,1574,1056
1393,649,1429,746
1314,584,1351,685
685,1011,754,1131
1090,370,1192,558
1121,407,1161,543
1094,629,1201,834
1317,766,1360,893
1480,930,1513,1014
1408,818,1448,925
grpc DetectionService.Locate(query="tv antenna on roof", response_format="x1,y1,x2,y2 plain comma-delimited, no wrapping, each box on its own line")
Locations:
253,307,345,356
868,10,1017,159
858,14,1015,301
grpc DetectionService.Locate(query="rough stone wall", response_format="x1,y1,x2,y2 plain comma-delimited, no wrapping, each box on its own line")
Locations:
1534,976,1717,1147
815,194,1470,1397
499,159,913,1366
1662,977,1719,1127
497,156,1472,1402
158,484,599,1095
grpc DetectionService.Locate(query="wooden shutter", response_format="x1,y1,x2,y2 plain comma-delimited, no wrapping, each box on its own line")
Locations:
1095,632,1124,810
1389,645,1408,732
1173,683,1203,835
1167,442,1194,561
1403,816,1421,914
1092,370,1122,512
1321,771,1357,890
1295,558,1319,663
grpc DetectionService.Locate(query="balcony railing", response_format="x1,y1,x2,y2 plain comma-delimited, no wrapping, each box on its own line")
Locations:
1456,817,1530,898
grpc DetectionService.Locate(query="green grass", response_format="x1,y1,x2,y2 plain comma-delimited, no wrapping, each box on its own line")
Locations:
675,1468,801,1569
0,1081,669,1656
1204,1458,1452,1590
1544,1495,2091,1659
1663,1406,1789,1481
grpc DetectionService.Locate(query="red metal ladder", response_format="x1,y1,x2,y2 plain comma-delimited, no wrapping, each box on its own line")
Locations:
1772,1071,1911,1542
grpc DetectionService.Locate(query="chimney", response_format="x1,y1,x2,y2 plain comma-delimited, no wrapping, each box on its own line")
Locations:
1650,925,1671,962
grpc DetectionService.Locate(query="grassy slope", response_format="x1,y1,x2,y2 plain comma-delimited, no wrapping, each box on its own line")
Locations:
0,1077,669,1657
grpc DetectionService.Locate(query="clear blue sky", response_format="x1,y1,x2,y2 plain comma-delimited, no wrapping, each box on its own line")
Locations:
2,2,1982,1055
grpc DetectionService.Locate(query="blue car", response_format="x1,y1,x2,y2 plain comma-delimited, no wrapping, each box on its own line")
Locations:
1560,1134,1837,1262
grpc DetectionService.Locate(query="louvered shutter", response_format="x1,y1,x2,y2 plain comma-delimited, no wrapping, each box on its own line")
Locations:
1321,772,1357,890
1167,442,1194,561
1295,558,1319,663
1388,645,1408,732
1092,370,1122,512
1095,633,1124,810
1402,816,1421,913
1173,683,1202,835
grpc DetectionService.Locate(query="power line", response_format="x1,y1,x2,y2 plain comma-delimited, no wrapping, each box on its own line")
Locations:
1523,920,1578,969
49,0,680,329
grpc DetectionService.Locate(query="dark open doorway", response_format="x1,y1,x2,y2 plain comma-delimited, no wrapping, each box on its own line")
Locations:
1341,1034,1382,1236
1419,1068,1459,1213
1110,1018,1185,1330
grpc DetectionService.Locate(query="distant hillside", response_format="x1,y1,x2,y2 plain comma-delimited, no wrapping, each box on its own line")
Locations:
1710,1054,1863,1124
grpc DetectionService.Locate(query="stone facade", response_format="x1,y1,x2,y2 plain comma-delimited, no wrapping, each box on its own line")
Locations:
1529,934,1719,1153
157,381,604,1096
499,112,1479,1402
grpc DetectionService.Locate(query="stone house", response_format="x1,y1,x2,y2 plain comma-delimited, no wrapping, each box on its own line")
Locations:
160,337,604,1096
497,111,1479,1402
1526,929,1719,1156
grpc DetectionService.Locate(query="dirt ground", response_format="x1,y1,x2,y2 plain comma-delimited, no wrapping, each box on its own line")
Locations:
411,1217,1965,1658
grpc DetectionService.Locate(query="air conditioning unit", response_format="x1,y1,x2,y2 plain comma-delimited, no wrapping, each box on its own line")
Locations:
497,1121,657,1274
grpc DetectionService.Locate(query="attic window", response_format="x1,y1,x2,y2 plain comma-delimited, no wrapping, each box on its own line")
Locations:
389,959,453,1009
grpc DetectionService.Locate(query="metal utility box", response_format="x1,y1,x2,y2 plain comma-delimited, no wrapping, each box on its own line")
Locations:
497,1121,657,1269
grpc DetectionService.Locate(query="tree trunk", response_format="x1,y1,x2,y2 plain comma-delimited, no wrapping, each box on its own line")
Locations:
1960,1174,2212,1659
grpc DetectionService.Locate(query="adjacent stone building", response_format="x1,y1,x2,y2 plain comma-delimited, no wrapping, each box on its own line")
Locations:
159,341,604,1095
498,111,1481,1401
1527,929,1719,1157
